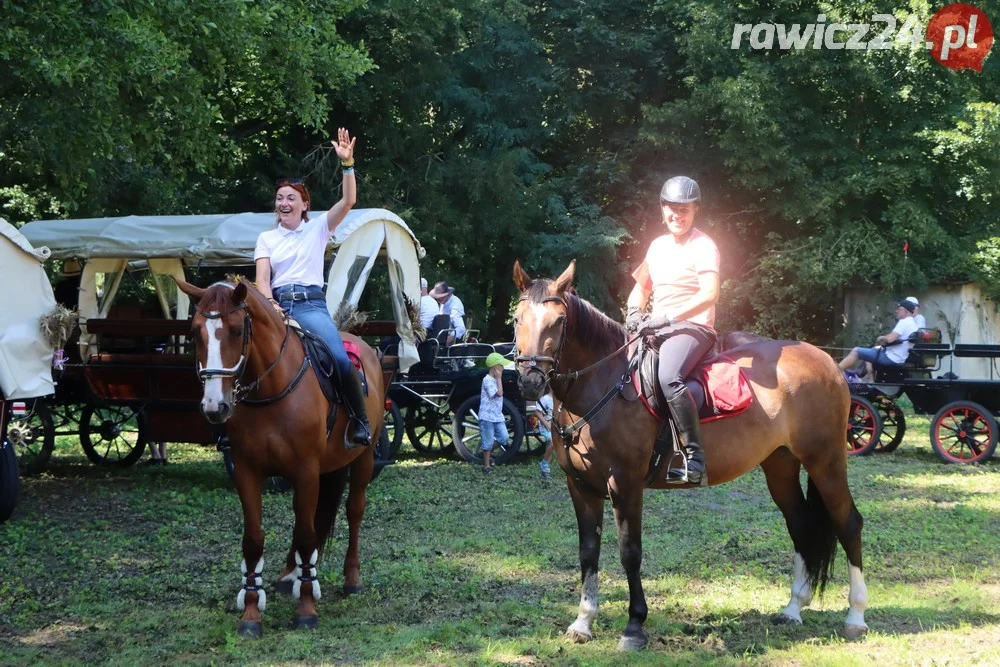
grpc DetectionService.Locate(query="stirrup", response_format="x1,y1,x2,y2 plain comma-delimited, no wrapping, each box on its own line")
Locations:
344,418,371,450
665,452,707,487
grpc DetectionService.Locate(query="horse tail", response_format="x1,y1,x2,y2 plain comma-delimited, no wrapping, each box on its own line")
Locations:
802,475,837,596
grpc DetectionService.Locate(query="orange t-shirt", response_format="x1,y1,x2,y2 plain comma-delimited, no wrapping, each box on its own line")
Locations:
631,228,720,329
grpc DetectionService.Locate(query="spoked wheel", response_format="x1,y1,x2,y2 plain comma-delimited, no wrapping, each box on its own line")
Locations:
847,396,882,456
7,400,55,474
405,403,454,455
79,405,147,467
384,399,404,460
452,397,524,466
873,395,906,453
930,400,998,464
49,403,83,438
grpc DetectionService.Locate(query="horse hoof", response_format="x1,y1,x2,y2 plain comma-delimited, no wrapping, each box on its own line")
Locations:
617,633,648,651
294,615,318,630
237,621,262,639
844,623,868,640
343,584,364,596
274,579,294,595
566,629,593,644
773,611,802,625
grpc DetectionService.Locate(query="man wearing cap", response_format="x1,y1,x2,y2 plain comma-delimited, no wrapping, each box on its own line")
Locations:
419,277,439,332
838,299,919,378
907,296,927,329
625,176,720,487
429,281,467,342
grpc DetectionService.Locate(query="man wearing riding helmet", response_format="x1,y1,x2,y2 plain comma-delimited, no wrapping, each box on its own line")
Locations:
626,176,720,486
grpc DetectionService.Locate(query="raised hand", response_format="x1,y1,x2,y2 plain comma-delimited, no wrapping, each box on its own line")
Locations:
332,127,356,163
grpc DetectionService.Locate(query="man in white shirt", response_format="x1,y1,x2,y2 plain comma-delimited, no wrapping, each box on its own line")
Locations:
419,277,439,331
907,296,928,329
839,298,919,378
428,281,466,341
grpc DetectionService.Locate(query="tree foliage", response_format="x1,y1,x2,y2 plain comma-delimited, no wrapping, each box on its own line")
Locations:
2,0,999,342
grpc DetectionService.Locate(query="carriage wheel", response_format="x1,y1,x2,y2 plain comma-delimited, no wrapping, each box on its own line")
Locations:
79,405,147,467
7,400,55,474
0,438,19,524
847,396,882,456
452,397,524,466
49,403,83,438
384,399,404,460
405,403,454,454
873,396,906,453
930,401,998,464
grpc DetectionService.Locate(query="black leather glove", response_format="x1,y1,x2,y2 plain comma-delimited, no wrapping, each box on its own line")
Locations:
639,314,673,336
625,308,645,333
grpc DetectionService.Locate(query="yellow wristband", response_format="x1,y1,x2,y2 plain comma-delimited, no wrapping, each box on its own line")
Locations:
341,159,355,168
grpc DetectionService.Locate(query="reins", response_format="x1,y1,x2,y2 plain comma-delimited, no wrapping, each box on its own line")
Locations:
196,294,309,406
515,293,641,443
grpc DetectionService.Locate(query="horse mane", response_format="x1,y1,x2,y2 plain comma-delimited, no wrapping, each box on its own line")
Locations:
523,280,625,352
199,281,238,314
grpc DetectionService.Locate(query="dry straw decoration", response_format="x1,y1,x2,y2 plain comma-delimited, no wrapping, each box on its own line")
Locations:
39,304,78,348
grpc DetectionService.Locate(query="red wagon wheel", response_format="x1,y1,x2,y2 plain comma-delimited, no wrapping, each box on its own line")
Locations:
930,401,998,464
847,396,882,456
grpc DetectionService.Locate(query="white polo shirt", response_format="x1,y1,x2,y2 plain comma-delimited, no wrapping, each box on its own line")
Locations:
254,218,331,289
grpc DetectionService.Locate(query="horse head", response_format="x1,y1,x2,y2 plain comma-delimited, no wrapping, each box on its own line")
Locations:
175,278,252,423
512,259,576,400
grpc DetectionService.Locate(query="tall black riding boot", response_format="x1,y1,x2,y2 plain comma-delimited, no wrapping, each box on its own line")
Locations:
341,369,372,449
665,390,708,486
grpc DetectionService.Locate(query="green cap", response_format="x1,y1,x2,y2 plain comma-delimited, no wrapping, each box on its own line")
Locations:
485,352,507,369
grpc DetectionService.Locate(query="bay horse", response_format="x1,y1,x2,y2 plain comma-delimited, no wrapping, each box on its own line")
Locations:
175,277,384,638
511,260,868,650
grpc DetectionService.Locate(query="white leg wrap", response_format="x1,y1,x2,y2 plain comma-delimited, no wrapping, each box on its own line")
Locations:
779,552,811,623
567,571,598,638
236,558,266,612
291,550,320,600
845,564,868,630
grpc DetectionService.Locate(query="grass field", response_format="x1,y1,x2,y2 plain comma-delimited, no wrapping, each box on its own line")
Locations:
2,409,1000,666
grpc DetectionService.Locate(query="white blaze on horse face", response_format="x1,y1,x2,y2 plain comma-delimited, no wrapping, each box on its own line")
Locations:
845,564,868,632
202,316,226,413
567,571,598,638
779,552,811,623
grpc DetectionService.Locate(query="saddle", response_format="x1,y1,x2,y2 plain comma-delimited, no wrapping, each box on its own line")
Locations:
293,323,367,435
629,341,752,485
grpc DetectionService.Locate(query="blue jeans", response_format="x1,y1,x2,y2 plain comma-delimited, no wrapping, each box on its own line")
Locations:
855,347,898,366
274,285,353,380
480,420,509,451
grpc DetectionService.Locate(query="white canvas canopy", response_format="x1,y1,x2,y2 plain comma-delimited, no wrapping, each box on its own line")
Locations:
20,209,425,372
0,219,56,399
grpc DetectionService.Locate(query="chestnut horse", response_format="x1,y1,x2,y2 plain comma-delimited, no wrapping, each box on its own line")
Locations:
176,278,383,638
512,260,868,650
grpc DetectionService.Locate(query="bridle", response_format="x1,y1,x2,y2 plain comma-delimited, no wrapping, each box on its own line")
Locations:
514,294,641,386
195,292,306,405
514,295,568,385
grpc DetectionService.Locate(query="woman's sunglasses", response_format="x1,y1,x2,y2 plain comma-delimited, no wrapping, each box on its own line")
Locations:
275,178,304,187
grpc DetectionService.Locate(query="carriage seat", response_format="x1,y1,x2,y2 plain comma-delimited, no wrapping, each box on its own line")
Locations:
448,342,494,359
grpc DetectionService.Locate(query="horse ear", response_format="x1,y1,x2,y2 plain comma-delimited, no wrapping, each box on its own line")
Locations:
513,260,532,292
233,281,248,304
549,259,576,295
172,275,206,301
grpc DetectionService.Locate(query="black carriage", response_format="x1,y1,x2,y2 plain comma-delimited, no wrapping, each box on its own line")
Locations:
847,331,1000,463
376,319,544,467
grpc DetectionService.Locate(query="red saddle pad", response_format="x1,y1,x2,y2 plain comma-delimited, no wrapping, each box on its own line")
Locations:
701,356,752,418
343,340,363,371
